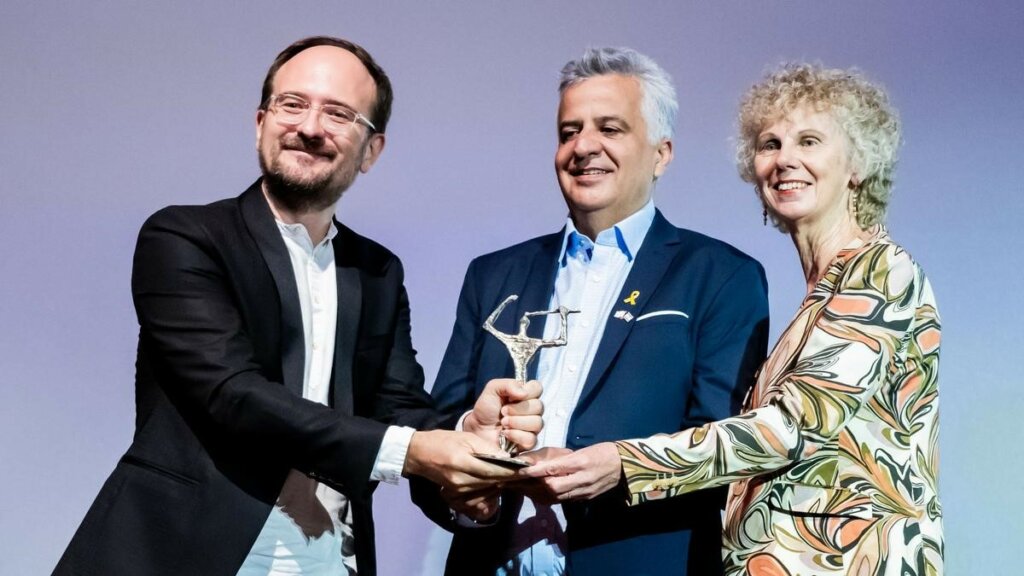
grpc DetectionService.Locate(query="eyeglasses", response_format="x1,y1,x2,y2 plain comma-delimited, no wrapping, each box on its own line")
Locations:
265,94,377,135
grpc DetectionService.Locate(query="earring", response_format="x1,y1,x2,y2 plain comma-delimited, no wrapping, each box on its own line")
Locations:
755,186,768,226
848,175,863,226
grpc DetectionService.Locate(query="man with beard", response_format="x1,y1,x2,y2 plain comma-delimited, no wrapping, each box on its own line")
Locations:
55,36,539,576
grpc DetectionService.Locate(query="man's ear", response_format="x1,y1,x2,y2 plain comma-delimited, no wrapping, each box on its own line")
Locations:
653,139,674,179
360,132,386,173
255,109,266,148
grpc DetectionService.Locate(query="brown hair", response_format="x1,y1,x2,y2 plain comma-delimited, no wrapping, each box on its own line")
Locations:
260,36,393,133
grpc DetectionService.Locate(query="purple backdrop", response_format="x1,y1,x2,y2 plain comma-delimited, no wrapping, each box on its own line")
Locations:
2,1,1021,573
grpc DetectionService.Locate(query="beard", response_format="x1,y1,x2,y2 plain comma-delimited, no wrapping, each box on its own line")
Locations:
259,136,361,214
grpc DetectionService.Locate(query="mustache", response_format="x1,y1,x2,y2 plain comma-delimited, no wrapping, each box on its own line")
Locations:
280,136,335,159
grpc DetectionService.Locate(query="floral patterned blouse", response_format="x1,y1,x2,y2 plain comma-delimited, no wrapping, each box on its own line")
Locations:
616,228,942,575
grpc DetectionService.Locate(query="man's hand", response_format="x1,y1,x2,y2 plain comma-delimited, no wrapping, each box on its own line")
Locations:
518,442,623,501
441,486,501,523
463,378,544,452
403,429,515,494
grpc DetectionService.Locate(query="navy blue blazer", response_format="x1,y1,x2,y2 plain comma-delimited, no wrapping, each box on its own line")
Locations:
418,210,769,575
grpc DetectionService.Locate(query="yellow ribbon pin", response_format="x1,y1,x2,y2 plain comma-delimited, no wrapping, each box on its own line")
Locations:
623,290,640,306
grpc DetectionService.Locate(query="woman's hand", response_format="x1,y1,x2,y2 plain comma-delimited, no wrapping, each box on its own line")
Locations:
518,442,623,501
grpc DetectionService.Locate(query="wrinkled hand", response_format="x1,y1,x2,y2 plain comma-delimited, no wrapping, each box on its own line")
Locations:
515,446,574,466
519,442,623,501
403,429,516,494
500,447,573,505
463,378,544,452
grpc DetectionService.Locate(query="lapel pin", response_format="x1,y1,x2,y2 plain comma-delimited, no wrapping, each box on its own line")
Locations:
613,310,634,322
623,290,640,306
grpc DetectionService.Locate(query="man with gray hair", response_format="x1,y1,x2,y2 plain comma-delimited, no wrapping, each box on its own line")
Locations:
415,47,770,574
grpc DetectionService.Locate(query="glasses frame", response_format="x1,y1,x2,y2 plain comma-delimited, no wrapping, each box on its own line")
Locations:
264,93,377,135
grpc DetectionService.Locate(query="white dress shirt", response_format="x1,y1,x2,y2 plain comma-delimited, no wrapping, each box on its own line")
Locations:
496,201,655,576
238,219,415,576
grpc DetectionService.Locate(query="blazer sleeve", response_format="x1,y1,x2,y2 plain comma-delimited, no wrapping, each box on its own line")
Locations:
686,257,771,425
431,258,489,419
133,207,400,497
410,258,489,530
617,244,922,504
365,259,444,431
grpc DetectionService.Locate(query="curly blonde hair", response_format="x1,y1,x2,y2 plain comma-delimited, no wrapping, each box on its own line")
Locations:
735,63,901,230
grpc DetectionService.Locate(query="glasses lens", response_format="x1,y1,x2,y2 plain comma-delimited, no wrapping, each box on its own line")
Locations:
270,95,369,134
320,106,358,133
272,96,308,123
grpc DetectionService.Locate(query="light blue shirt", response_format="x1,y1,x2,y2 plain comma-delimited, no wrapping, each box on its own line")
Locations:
496,201,655,576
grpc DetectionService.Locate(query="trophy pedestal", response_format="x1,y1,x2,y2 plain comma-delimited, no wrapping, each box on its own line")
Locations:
472,452,530,469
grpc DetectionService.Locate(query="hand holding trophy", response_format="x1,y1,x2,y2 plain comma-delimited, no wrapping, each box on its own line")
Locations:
473,294,578,468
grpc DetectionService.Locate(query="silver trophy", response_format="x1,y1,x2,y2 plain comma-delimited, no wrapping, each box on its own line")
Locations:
473,294,578,468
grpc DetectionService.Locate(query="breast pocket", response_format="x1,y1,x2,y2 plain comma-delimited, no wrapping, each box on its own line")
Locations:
627,311,692,359
634,309,691,323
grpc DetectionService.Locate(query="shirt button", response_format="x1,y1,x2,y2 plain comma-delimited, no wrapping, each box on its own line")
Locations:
556,408,567,417
590,275,602,283
567,365,577,373
540,519,549,528
312,341,319,350
580,319,590,328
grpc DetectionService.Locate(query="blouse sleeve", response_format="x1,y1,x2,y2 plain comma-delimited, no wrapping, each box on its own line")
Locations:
616,243,922,504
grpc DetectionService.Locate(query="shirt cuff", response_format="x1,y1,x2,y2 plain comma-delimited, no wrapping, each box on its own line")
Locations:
371,425,416,484
455,410,472,432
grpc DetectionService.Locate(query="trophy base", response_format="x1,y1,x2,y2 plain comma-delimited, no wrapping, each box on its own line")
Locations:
472,453,530,469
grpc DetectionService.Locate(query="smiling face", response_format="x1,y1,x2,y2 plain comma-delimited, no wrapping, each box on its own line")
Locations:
555,74,672,238
754,106,858,232
256,45,385,213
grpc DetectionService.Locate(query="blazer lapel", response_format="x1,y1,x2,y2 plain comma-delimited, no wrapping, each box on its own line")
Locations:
330,225,360,416
573,211,681,412
240,180,305,398
518,233,562,380
483,232,562,382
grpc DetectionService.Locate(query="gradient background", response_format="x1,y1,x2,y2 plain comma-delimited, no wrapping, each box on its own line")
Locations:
2,1,1021,573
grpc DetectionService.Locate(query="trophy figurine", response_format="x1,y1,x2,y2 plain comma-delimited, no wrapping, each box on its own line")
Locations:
473,294,578,468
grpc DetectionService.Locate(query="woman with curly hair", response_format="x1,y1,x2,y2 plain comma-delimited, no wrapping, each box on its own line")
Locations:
522,63,943,575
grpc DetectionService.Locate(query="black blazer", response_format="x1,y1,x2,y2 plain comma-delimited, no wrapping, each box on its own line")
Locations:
56,181,441,576
415,211,770,575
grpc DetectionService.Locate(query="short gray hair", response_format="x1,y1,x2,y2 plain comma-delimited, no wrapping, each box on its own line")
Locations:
559,47,678,144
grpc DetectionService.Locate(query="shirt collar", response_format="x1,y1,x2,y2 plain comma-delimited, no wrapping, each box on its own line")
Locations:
560,200,655,266
275,219,338,252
